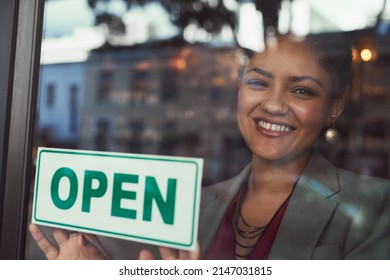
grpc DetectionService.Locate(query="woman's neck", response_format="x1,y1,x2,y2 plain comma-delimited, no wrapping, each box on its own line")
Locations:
248,150,312,195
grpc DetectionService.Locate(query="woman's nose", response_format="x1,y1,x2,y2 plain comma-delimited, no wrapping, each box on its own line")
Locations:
260,89,288,116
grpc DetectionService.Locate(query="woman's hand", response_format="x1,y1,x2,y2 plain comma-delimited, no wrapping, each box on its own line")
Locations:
29,223,200,260
29,224,110,260
139,243,200,260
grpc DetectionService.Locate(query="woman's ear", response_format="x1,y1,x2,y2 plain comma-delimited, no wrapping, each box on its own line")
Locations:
328,94,345,125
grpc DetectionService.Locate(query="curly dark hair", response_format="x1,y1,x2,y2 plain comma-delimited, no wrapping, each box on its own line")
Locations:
304,32,353,101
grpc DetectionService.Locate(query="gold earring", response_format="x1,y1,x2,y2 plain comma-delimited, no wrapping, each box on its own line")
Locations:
325,114,340,144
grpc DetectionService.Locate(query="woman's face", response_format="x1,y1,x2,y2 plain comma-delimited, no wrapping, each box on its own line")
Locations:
237,36,342,164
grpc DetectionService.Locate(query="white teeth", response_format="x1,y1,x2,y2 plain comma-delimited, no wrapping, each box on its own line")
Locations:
258,120,292,132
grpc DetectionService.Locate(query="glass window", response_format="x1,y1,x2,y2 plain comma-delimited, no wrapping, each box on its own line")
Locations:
25,0,390,260
46,83,56,108
69,84,79,134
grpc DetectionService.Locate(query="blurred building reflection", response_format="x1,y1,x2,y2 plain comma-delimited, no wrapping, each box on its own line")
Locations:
36,62,84,147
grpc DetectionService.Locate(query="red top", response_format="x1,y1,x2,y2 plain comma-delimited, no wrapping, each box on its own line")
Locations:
204,188,290,260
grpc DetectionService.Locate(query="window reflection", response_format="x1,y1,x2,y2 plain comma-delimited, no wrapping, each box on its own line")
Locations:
69,84,79,134
26,0,390,259
46,83,55,108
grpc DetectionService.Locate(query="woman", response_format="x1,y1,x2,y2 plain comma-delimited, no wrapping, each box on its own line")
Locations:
29,33,390,260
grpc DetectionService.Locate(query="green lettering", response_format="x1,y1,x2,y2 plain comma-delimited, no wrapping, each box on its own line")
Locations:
143,176,176,225
111,173,138,219
82,170,108,212
51,167,78,210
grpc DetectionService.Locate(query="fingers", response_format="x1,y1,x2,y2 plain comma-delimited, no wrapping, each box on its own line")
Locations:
160,242,200,260
139,249,156,260
30,224,110,260
78,234,109,260
82,234,111,259
30,224,201,261
179,242,200,260
29,224,59,260
159,247,178,260
51,227,73,247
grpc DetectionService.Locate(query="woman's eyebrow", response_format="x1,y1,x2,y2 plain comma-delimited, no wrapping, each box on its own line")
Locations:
289,75,324,88
245,68,325,88
245,67,273,79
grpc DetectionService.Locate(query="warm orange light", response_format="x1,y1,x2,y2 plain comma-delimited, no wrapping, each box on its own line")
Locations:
174,58,187,71
135,61,151,70
352,47,359,62
175,58,187,71
360,49,373,62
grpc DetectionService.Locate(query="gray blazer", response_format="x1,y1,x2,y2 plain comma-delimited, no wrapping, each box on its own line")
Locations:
199,149,390,259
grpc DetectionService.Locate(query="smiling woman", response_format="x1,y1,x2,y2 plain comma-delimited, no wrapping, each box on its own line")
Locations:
199,33,390,260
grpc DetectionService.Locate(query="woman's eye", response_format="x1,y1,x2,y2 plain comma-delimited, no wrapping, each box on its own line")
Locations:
292,87,316,97
241,79,268,90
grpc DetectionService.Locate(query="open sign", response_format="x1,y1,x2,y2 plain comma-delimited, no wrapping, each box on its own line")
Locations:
32,147,203,251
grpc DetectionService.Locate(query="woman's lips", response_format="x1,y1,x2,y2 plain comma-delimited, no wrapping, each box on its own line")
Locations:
253,118,296,135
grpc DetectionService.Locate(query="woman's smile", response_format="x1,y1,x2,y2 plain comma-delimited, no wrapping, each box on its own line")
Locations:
253,117,296,136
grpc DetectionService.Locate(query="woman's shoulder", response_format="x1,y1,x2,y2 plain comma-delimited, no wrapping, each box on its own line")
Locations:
337,167,390,194
308,149,389,199
334,167,390,217
337,167,390,202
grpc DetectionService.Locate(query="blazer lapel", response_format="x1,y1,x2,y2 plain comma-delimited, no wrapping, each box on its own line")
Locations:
268,150,341,259
199,164,250,256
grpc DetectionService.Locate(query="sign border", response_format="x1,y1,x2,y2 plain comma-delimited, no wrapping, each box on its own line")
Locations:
33,148,202,249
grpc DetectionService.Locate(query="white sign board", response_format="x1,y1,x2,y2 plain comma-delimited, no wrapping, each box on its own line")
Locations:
32,147,203,251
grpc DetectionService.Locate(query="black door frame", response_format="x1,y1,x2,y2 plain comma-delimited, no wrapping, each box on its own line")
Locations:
0,0,44,259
